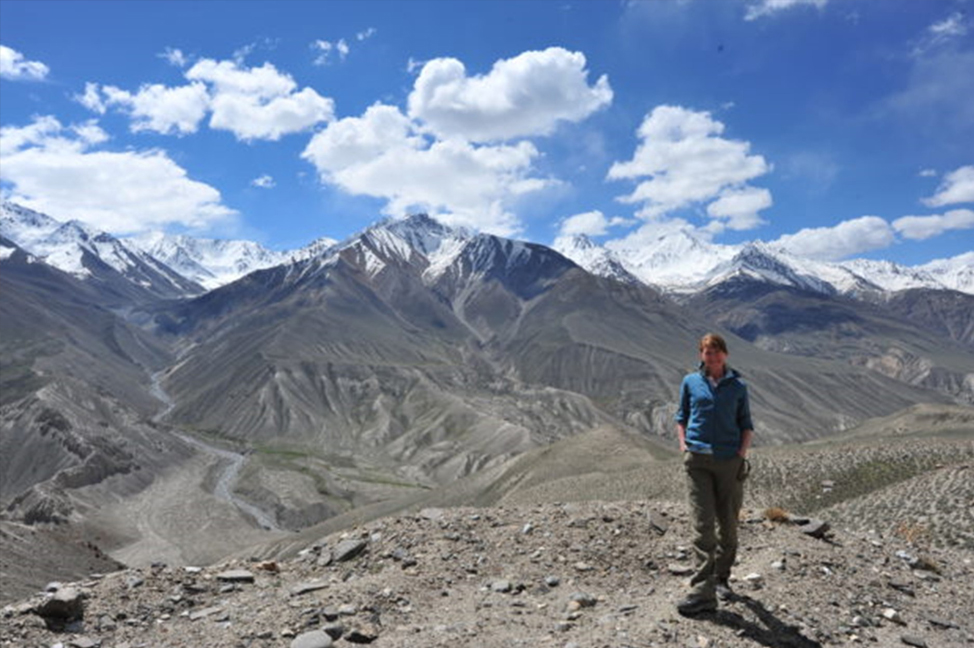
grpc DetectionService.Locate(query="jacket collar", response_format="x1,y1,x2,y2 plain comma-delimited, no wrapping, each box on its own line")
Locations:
698,362,741,382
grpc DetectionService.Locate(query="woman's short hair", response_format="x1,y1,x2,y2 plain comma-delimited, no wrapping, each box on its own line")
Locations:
699,333,728,354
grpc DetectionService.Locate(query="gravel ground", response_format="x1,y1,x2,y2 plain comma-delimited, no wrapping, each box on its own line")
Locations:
4,499,973,648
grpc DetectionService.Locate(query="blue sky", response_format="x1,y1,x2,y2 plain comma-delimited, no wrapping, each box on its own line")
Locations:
1,0,972,266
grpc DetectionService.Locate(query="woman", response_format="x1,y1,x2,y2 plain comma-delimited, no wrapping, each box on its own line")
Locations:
674,333,753,615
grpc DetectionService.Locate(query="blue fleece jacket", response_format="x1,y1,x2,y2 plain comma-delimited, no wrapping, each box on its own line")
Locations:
675,367,753,458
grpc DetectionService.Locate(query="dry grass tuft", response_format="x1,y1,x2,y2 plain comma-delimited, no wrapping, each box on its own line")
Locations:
894,520,930,546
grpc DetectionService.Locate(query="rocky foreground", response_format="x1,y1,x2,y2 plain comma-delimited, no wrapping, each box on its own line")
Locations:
2,500,973,648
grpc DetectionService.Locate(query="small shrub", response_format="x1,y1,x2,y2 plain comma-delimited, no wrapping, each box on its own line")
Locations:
764,507,790,523
893,521,930,546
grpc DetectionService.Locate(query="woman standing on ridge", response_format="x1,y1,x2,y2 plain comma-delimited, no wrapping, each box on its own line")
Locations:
674,333,753,615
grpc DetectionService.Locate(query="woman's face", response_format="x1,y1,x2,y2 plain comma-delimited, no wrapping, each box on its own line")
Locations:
700,345,728,375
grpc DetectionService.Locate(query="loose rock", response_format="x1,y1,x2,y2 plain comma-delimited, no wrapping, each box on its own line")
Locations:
32,587,84,630
333,539,368,563
290,629,333,648
215,569,255,583
799,519,830,539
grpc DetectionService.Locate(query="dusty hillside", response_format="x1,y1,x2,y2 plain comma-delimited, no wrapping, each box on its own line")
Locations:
3,500,973,648
246,414,974,565
3,407,972,648
0,521,124,605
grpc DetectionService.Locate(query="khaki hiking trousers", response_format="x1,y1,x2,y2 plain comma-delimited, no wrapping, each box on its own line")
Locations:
683,451,749,599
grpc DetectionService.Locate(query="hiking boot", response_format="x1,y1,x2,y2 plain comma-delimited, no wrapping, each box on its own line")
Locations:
677,594,717,616
716,579,734,601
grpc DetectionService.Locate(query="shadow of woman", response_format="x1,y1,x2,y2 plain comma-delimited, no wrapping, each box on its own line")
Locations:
698,594,823,648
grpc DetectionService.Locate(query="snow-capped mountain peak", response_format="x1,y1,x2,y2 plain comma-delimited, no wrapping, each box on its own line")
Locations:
0,201,62,248
334,214,475,281
916,251,974,294
596,228,735,290
287,236,340,264
553,234,638,284
125,231,289,290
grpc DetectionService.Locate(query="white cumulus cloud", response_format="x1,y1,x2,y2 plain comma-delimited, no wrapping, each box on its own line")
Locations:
771,216,896,261
186,59,295,97
922,165,974,207
744,0,828,21
706,186,772,232
187,59,334,141
302,103,554,235
558,210,629,237
302,49,610,235
0,116,235,235
893,209,974,241
608,105,772,226
100,82,210,135
407,47,612,142
79,58,335,142
0,45,50,81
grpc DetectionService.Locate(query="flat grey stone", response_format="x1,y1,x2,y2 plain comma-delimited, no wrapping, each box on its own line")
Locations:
927,617,959,629
215,569,254,583
419,508,445,521
189,606,225,621
648,512,668,536
569,592,597,608
333,539,367,563
67,638,98,648
290,630,333,648
888,579,915,597
290,580,329,597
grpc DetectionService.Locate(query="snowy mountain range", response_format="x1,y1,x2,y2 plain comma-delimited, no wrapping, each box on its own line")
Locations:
1,201,337,294
554,230,974,297
2,200,971,299
0,201,201,300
